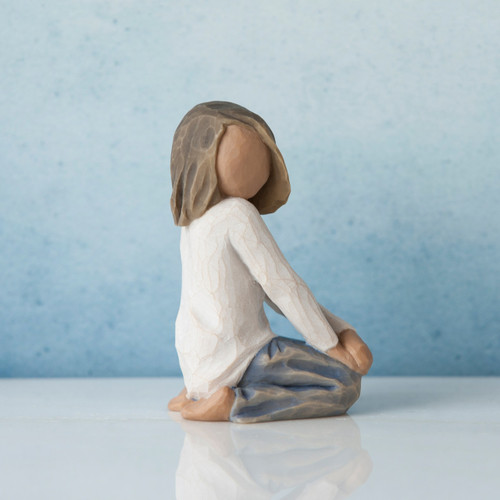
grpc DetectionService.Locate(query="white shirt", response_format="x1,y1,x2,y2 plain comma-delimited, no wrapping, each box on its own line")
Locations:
175,197,354,399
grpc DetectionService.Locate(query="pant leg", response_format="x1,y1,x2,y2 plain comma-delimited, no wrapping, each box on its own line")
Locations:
230,337,361,424
238,337,359,388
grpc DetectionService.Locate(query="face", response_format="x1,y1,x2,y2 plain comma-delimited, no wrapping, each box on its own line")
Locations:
215,125,271,200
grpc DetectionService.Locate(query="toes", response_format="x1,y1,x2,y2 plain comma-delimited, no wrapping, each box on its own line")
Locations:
168,387,189,411
167,397,184,411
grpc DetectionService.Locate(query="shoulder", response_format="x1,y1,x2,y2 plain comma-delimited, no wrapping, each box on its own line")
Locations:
188,198,263,235
204,198,270,243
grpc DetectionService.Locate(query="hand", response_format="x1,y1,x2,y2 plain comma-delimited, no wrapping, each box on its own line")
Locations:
326,343,360,373
327,329,373,375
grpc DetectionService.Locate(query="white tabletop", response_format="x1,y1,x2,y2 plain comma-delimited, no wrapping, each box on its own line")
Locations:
1,377,499,499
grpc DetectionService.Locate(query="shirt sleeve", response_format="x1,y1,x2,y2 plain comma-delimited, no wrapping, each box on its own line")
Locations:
227,198,339,352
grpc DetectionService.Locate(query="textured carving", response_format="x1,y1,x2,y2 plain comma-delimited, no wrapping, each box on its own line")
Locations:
176,198,345,400
170,101,290,226
169,101,371,422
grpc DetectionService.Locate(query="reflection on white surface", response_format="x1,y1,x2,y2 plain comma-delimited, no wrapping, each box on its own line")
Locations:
174,415,372,499
2,378,500,499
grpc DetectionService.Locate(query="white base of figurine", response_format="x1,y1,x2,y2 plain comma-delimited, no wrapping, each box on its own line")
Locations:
1,377,498,499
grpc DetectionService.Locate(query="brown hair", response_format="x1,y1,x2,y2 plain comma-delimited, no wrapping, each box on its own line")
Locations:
170,101,290,226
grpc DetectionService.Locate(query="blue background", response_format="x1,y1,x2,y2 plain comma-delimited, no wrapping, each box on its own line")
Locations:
1,1,499,377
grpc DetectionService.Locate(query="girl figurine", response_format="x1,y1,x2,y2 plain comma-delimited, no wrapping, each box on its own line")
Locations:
168,101,372,423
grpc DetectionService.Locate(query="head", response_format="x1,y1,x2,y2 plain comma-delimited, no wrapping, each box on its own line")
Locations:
170,101,290,226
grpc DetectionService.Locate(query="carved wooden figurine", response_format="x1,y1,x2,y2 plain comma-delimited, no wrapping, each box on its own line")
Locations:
168,102,372,423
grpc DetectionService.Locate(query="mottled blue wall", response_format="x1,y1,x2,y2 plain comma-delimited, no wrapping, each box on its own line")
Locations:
1,1,499,377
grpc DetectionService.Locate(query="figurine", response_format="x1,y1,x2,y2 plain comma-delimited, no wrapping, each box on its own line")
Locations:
168,101,372,423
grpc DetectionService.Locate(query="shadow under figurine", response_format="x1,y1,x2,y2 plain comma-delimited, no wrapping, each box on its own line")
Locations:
168,101,373,423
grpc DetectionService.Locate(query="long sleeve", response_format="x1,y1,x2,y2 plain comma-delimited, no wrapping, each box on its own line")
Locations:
227,198,339,352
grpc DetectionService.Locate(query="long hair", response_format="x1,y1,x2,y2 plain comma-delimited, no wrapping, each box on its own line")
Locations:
170,101,290,226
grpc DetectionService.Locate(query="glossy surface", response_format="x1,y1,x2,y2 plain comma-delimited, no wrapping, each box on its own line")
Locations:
1,377,499,499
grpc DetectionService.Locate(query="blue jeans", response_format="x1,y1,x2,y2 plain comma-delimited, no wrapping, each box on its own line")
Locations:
230,337,361,424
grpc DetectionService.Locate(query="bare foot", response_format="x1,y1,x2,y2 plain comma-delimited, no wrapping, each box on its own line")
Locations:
181,386,235,422
168,387,190,412
327,330,373,375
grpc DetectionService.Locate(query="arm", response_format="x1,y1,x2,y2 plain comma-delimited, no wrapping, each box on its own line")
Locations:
263,294,284,316
228,199,338,352
230,200,372,375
